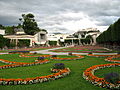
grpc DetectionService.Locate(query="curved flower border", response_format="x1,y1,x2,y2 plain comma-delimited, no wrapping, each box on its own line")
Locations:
19,53,51,58
0,53,71,85
83,63,120,89
83,54,120,89
105,55,120,63
50,54,84,60
88,54,114,57
0,67,70,85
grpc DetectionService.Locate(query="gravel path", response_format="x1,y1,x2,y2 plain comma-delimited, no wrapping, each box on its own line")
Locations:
30,46,118,55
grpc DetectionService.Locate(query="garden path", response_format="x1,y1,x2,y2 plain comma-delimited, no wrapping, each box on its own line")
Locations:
30,46,118,55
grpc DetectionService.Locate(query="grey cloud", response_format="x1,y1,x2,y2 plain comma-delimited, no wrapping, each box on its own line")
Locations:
0,0,120,33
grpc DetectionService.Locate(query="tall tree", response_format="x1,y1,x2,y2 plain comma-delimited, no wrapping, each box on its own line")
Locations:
0,24,5,29
5,26,15,35
20,13,40,35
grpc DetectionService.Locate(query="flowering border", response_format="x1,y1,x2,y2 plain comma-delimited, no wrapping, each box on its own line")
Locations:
0,53,71,85
88,54,114,57
50,54,84,60
19,53,51,58
83,63,120,89
105,55,120,63
83,54,120,89
0,67,70,85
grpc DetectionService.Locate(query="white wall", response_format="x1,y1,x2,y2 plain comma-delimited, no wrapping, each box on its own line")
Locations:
0,29,5,35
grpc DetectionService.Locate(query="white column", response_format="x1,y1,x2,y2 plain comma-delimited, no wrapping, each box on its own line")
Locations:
30,39,33,47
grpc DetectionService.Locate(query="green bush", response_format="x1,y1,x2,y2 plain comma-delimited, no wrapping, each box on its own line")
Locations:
49,41,57,46
18,39,30,47
104,72,120,84
53,63,65,69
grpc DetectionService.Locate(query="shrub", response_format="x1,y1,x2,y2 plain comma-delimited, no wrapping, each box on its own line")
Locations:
38,57,45,60
53,63,65,69
18,39,30,47
52,55,57,58
9,51,30,54
68,52,72,56
89,52,92,54
104,72,120,84
48,41,57,46
34,52,37,54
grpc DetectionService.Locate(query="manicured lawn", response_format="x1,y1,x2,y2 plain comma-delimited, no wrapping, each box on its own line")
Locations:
0,54,36,63
0,53,115,90
95,66,120,78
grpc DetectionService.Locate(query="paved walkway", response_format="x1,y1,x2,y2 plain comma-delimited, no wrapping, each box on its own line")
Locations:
30,46,118,55
0,46,118,55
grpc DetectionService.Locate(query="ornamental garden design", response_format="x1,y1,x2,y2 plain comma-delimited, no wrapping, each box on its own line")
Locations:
0,46,120,90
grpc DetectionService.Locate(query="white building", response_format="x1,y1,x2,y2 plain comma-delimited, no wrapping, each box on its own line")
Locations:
47,33,70,41
47,33,71,46
4,30,47,47
74,28,101,45
0,29,5,35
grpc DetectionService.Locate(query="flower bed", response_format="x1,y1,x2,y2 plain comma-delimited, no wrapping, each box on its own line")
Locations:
0,53,71,85
50,46,112,53
50,54,84,60
19,53,51,58
83,63,120,89
0,59,50,69
0,68,70,85
105,54,120,63
88,54,114,57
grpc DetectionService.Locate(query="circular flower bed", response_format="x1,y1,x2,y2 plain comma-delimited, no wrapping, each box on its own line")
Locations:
50,54,84,60
83,63,120,89
83,54,120,89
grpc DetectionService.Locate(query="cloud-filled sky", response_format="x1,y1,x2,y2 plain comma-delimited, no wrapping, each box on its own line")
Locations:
0,0,120,34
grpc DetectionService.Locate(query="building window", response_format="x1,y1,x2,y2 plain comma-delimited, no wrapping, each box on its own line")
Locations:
40,34,45,39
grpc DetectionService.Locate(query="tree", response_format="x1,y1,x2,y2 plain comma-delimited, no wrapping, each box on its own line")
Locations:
97,18,120,46
0,35,10,49
5,26,15,35
20,13,40,35
0,24,5,29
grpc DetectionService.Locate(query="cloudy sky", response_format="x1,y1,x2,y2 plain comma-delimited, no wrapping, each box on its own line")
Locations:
0,0,120,34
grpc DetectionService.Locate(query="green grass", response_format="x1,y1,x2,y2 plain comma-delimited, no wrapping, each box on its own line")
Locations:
0,54,36,63
114,57,120,60
0,54,113,90
55,55,78,58
0,53,119,90
95,67,120,78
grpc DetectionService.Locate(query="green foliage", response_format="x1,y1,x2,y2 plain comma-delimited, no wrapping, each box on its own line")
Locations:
104,72,120,84
53,63,65,69
49,41,57,46
5,26,15,35
20,13,40,35
0,35,5,48
64,39,72,44
0,35,11,48
97,18,120,45
81,38,91,44
18,39,30,47
0,55,113,90
0,24,5,29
